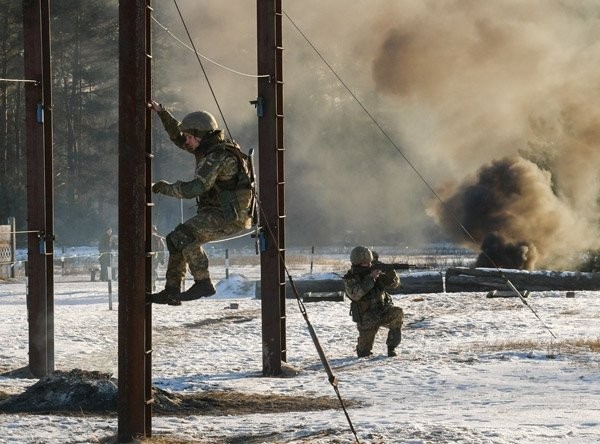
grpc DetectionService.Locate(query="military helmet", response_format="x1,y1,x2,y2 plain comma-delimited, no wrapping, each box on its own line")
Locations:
180,111,218,139
350,246,373,265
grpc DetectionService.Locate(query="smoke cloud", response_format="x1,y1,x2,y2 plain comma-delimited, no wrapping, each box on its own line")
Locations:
428,156,595,269
152,1,600,264
367,0,600,268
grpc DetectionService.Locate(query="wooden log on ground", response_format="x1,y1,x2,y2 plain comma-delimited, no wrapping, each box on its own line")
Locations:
486,290,530,298
255,279,343,299
254,272,444,299
303,291,345,302
446,267,600,292
396,272,444,294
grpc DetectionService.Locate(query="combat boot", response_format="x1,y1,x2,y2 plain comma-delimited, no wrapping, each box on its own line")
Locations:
150,285,181,306
387,346,397,357
179,278,216,301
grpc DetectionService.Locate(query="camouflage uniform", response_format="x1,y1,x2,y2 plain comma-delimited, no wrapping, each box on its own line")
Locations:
344,265,404,357
155,108,252,293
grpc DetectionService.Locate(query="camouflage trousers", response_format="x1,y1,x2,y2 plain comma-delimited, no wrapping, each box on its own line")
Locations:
165,207,249,289
356,305,404,356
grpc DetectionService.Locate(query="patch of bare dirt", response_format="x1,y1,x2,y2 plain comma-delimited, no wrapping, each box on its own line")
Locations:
0,368,357,417
183,312,259,329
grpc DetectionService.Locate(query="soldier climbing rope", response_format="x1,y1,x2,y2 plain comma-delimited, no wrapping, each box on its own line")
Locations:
152,2,360,441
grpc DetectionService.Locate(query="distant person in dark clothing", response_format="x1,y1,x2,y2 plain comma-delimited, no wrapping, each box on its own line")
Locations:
151,225,167,291
98,227,114,281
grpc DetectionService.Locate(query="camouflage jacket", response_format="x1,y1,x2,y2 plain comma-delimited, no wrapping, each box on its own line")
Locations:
98,233,113,253
343,265,399,317
157,108,253,224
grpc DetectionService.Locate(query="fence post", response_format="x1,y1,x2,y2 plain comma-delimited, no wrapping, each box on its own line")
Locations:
9,217,16,278
225,248,229,279
107,253,113,310
61,245,65,277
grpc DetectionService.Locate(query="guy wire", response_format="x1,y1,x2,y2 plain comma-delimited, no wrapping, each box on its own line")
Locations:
283,10,556,340
257,199,360,444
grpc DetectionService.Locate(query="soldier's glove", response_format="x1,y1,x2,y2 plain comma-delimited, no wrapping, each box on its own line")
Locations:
152,180,173,195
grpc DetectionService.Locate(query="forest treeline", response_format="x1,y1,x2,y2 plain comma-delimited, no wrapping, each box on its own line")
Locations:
2,1,438,251
0,0,195,246
4,1,598,273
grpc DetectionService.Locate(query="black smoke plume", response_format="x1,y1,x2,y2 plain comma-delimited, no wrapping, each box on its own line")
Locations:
475,232,538,270
428,156,584,270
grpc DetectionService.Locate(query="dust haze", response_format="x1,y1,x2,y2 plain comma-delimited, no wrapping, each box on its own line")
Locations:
152,1,600,267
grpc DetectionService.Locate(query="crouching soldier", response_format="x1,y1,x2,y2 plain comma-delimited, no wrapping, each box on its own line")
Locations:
343,246,404,357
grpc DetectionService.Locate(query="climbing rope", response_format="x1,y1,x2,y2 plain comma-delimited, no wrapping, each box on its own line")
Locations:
149,8,372,440
172,0,233,140
283,10,556,340
257,200,360,444
153,1,266,246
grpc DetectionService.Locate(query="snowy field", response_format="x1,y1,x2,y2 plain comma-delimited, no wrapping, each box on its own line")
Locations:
0,254,599,443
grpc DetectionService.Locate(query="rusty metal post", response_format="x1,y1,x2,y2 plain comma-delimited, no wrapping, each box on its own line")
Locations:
23,0,53,378
257,0,286,376
40,0,54,372
9,217,16,279
143,0,154,434
118,0,152,440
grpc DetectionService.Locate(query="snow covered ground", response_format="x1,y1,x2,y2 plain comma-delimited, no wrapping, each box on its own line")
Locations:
0,256,599,443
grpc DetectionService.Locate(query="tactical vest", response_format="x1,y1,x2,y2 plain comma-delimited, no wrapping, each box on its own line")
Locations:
345,268,392,322
212,141,255,227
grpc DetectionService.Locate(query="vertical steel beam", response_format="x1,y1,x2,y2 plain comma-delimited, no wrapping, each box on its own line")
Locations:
9,217,16,279
274,2,286,362
257,0,286,376
40,0,54,372
118,0,152,440
23,0,52,378
143,0,154,435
